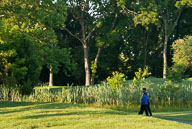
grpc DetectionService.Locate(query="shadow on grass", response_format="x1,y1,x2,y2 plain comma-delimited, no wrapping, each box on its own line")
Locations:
34,102,87,109
0,101,39,108
20,110,129,119
0,102,129,117
153,111,192,124
0,102,85,114
0,102,46,114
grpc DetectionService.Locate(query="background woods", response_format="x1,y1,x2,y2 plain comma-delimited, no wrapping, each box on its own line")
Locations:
0,0,192,91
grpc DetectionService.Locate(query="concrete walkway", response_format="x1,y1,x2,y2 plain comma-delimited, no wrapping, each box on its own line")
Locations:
170,120,192,125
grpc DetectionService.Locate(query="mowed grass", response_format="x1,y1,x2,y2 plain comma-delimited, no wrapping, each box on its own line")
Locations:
154,111,192,122
0,102,192,129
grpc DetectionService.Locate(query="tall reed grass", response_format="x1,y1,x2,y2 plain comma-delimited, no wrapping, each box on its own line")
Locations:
30,80,192,108
0,84,22,101
1,79,192,110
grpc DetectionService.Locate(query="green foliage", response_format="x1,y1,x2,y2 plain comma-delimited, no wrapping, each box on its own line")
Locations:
42,44,75,74
107,72,126,90
0,0,191,87
176,0,192,8
96,38,105,48
26,86,70,103
24,78,192,109
96,21,103,28
0,0,69,89
161,80,181,106
91,61,97,74
119,53,129,63
117,0,126,9
1,77,192,110
0,19,40,86
0,84,22,101
169,36,192,82
0,85,9,101
21,80,33,95
134,3,159,29
167,65,185,82
172,36,192,71
133,66,151,86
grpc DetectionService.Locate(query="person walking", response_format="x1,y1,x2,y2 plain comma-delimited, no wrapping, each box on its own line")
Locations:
143,88,152,116
138,90,149,116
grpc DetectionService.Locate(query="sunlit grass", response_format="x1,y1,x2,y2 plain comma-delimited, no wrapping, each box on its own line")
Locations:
0,102,192,129
154,111,192,122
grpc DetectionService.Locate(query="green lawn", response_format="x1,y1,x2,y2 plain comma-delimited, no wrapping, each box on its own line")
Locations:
154,111,192,122
0,102,191,129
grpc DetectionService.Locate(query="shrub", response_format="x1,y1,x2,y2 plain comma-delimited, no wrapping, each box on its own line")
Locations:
133,66,151,86
167,65,187,82
107,71,126,90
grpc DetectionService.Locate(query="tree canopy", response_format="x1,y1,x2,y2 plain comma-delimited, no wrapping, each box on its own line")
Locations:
0,0,192,91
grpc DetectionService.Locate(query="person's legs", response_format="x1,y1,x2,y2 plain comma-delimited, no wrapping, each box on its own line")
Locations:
144,105,149,116
147,103,152,116
138,105,144,114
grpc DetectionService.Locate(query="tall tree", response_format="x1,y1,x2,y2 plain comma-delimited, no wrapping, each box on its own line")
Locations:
33,0,70,86
0,0,69,88
64,0,119,85
89,0,121,84
132,0,182,78
0,17,40,86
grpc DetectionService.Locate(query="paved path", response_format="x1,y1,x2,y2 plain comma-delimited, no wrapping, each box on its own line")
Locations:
170,120,192,125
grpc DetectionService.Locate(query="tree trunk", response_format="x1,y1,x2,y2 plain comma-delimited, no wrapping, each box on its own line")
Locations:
49,65,53,86
83,43,91,86
91,47,101,85
161,6,182,79
80,4,91,86
163,36,168,79
163,19,169,79
4,63,8,77
90,13,118,85
3,63,8,84
163,38,168,79
143,31,149,68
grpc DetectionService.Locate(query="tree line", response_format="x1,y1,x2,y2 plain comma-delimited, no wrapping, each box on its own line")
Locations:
0,0,192,92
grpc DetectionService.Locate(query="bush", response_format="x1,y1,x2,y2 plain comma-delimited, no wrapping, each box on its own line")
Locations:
133,66,151,86
107,71,126,90
167,65,186,82
172,36,192,73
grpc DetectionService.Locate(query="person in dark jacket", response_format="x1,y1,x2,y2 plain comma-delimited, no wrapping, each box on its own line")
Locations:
143,88,152,116
138,91,149,116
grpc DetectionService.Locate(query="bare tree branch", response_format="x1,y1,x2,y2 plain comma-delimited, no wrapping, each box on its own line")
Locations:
64,28,82,43
0,15,5,18
91,12,119,84
169,8,182,37
85,26,96,41
86,10,118,42
91,47,101,84
110,13,118,32
124,7,137,16
82,0,89,11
